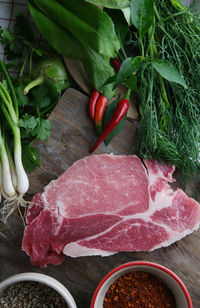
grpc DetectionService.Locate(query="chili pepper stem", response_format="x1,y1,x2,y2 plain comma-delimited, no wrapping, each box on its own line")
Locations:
96,124,102,135
125,88,131,100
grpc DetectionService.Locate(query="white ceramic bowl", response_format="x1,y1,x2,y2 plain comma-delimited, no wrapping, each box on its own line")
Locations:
90,261,193,308
0,272,77,308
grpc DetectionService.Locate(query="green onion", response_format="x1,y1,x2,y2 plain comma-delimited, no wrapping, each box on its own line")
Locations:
0,60,29,221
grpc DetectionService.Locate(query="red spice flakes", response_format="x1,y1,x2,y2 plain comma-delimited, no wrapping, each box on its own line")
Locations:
103,271,176,308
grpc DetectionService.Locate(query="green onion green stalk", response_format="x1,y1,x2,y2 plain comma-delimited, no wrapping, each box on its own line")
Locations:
0,60,29,221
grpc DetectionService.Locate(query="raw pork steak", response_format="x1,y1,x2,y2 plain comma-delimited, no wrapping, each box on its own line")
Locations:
22,154,200,267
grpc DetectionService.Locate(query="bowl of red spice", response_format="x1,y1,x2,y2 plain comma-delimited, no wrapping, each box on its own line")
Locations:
90,261,193,308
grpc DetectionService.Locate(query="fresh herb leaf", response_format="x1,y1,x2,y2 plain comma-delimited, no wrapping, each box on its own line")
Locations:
31,85,52,109
14,13,34,42
125,74,138,92
101,75,116,90
2,28,14,42
130,0,154,39
0,13,47,62
19,113,38,130
33,118,51,140
114,56,142,89
152,59,187,88
22,142,40,173
1,28,21,60
15,85,29,107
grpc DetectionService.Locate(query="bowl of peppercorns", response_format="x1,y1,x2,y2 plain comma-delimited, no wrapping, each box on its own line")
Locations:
0,272,77,308
90,261,193,308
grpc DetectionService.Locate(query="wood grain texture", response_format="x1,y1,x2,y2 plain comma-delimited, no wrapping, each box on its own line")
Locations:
0,88,200,308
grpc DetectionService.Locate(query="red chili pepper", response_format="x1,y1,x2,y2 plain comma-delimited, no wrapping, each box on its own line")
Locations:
111,58,121,73
89,90,100,120
94,94,108,135
90,97,129,153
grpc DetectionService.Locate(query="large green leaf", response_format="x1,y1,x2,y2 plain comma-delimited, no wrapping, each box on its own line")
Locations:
84,47,116,98
28,0,116,98
85,0,130,9
130,0,154,39
152,59,187,87
104,8,129,48
28,0,83,59
125,74,138,92
33,0,120,59
114,56,142,88
122,7,131,26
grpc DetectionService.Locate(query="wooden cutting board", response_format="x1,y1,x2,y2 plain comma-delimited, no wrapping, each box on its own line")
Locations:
0,88,200,308
27,88,138,196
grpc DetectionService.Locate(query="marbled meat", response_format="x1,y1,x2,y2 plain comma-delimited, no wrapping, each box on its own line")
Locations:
22,154,200,267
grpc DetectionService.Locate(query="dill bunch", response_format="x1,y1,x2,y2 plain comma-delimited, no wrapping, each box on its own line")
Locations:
135,0,200,178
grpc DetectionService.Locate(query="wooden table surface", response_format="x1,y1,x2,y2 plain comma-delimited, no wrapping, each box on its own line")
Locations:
0,88,200,307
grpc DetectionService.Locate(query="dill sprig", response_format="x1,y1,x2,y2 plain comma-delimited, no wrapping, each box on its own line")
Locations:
134,0,200,178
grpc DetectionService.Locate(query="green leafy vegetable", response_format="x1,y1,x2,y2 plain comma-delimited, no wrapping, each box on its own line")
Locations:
19,114,38,131
32,0,120,58
31,86,51,109
104,8,129,50
152,59,187,88
0,13,70,174
114,56,142,88
28,0,116,98
125,74,138,92
0,13,46,63
130,0,154,40
22,142,40,173
27,0,81,59
133,0,200,178
18,83,57,140
15,85,29,107
0,28,20,60
33,118,51,141
122,7,132,26
97,0,200,178
85,0,130,9
14,13,34,42
26,0,200,179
